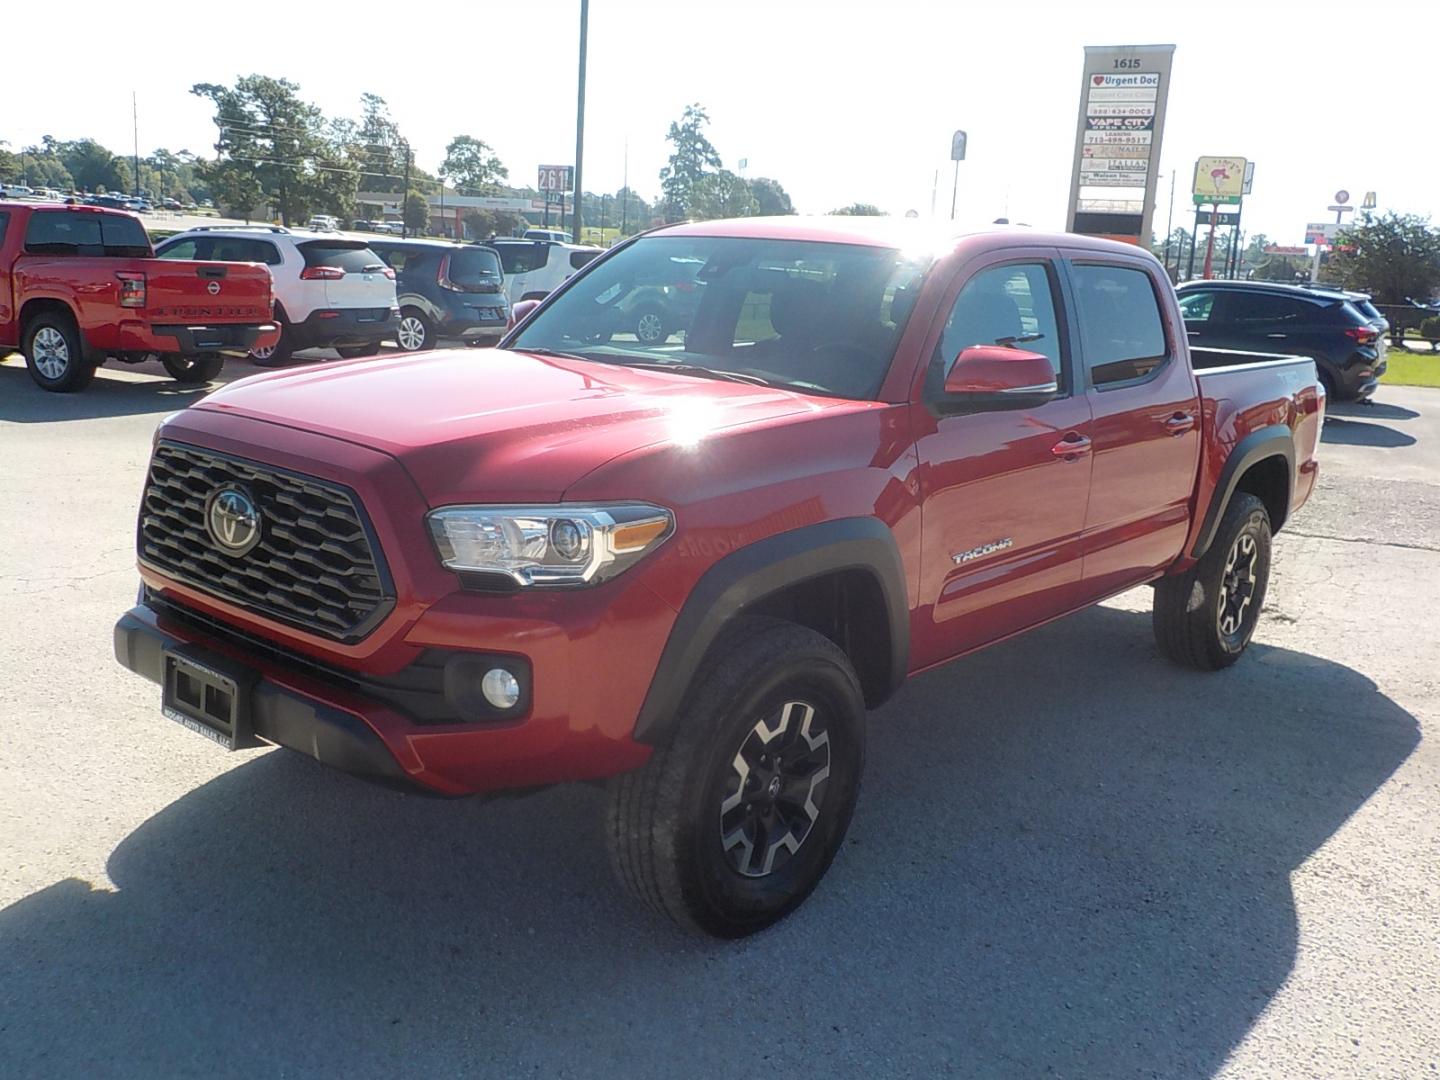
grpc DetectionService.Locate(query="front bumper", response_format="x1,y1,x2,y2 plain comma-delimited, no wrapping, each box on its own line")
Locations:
115,583,662,795
121,321,279,358
115,604,426,792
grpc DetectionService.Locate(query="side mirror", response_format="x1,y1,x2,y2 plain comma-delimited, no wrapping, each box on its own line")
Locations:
509,298,542,331
938,345,1058,413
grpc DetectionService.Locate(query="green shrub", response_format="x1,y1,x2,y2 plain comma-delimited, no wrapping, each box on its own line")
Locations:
1421,315,1440,342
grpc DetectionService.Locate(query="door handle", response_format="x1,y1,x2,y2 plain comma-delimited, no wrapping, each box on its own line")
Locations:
1051,433,1091,460
1165,412,1196,435
1265,333,1287,339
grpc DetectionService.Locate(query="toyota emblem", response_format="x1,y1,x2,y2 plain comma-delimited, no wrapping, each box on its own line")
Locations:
207,280,221,295
205,486,262,556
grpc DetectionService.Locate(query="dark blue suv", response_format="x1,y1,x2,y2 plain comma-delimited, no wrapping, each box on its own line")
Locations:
1177,280,1386,401
368,239,511,351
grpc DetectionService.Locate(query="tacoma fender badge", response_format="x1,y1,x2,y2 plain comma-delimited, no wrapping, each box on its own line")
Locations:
952,538,1014,565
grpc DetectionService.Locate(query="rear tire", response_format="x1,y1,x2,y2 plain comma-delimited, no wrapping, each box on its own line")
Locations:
394,309,433,352
633,304,669,345
336,343,382,359
23,312,95,392
161,354,224,384
1153,493,1271,670
606,618,865,938
248,319,293,366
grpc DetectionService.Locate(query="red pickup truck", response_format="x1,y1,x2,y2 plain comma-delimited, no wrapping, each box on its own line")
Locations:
0,202,278,391
114,218,1322,937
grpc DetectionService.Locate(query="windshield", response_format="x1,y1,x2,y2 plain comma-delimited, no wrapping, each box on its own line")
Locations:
508,235,933,399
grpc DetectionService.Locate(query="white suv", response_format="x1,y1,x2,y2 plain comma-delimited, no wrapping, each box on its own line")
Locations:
154,226,399,363
490,238,603,303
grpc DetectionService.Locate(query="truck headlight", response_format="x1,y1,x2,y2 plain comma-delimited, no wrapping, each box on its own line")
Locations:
426,504,673,587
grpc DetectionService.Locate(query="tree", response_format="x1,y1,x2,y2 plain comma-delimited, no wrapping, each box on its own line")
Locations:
747,177,794,216
442,135,508,194
192,75,358,226
404,191,430,234
462,208,524,240
54,138,124,192
358,93,407,193
693,170,757,220
829,203,884,216
659,104,721,220
1324,212,1440,304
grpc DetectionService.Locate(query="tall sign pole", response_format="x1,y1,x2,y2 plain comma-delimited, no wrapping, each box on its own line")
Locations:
949,130,967,220
1065,44,1175,245
572,0,589,242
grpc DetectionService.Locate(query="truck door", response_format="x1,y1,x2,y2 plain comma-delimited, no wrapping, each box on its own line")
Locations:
911,252,1094,668
1064,255,1202,598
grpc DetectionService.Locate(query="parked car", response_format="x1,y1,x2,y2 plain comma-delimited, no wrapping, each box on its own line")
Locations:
0,201,277,391
367,237,510,350
1176,280,1385,400
524,228,573,243
154,225,399,364
490,237,602,303
306,215,340,232
114,217,1322,936
1,184,35,199
572,251,705,345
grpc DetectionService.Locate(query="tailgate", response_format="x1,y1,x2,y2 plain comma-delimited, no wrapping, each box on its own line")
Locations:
143,260,273,323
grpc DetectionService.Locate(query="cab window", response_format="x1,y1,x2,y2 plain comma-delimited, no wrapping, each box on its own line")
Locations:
1070,264,1168,387
933,263,1065,394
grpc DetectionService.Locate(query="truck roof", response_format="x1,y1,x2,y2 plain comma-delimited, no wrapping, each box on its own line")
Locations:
653,215,1153,260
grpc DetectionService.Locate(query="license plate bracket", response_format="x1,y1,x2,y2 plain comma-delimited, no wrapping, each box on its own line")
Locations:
161,646,258,751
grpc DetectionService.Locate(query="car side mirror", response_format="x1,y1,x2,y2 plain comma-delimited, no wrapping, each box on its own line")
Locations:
937,345,1058,414
509,298,542,331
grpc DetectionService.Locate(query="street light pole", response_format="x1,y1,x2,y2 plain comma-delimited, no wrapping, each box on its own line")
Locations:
572,0,589,243
402,141,411,238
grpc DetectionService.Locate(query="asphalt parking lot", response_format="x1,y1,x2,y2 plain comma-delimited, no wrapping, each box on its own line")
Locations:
1,354,1436,1078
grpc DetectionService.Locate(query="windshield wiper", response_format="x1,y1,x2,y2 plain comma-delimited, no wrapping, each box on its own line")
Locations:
611,361,775,387
517,346,592,362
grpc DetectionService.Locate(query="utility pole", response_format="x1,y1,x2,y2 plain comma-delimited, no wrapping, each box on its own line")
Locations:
572,0,589,243
132,92,141,197
402,141,412,238
621,136,629,236
1162,169,1176,277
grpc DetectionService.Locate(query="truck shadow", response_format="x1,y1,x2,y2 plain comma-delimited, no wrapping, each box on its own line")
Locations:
0,605,1418,1078
1319,416,1417,448
0,359,221,423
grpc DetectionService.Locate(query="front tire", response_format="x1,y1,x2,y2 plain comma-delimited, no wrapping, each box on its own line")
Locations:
606,618,865,938
23,313,95,393
1153,492,1272,670
160,354,224,384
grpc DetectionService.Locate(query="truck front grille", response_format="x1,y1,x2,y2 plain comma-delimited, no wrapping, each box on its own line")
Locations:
139,442,393,642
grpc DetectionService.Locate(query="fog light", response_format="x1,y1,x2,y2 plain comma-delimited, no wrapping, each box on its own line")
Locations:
481,668,521,709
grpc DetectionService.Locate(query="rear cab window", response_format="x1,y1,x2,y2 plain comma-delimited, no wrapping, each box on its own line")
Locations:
24,211,150,257
1069,263,1168,387
0,211,9,248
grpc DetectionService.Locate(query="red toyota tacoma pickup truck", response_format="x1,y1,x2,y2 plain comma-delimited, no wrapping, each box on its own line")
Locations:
114,218,1322,937
0,202,278,391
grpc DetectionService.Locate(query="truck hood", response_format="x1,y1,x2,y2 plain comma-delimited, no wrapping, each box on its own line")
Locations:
195,349,833,504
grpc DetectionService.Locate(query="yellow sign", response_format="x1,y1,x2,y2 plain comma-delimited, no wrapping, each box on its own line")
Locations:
1193,156,1248,200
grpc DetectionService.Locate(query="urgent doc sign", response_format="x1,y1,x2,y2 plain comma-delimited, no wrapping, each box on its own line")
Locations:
1065,44,1175,245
